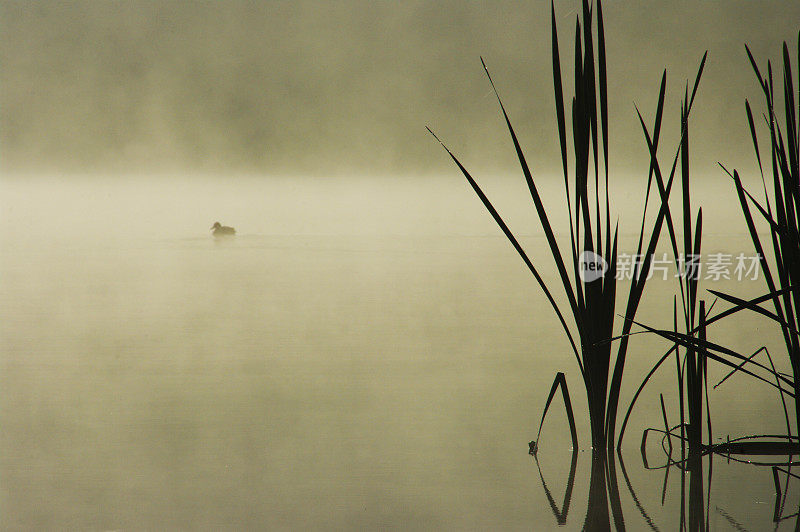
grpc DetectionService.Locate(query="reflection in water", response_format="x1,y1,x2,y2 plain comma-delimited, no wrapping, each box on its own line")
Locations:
535,450,624,531
535,442,799,531
618,452,659,531
583,452,614,531
772,466,800,524
2,177,797,528
534,449,578,525
687,453,706,532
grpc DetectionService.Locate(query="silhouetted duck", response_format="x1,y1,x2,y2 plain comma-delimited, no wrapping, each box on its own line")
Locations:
211,221,236,237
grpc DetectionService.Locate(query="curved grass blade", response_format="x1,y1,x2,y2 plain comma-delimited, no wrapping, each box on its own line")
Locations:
427,127,583,372
697,286,792,329
533,372,579,452
550,1,579,282
720,164,782,233
480,59,582,335
616,343,679,450
713,345,793,442
746,100,765,178
628,318,795,393
707,288,800,335
597,0,610,245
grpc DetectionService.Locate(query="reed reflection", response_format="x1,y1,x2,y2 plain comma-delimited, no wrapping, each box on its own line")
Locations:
639,425,799,530
534,438,799,531
533,449,578,525
533,449,625,531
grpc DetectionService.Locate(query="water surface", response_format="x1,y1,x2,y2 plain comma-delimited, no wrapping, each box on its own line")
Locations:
1,176,795,529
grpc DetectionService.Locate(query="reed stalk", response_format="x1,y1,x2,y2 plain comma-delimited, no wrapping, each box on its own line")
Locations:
429,0,706,450
701,32,800,438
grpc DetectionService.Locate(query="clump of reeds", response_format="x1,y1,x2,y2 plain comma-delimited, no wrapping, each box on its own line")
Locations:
673,93,710,454
616,83,714,454
635,33,800,451
429,0,706,451
718,33,800,435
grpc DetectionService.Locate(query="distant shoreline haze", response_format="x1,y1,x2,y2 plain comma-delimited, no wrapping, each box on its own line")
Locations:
2,1,799,176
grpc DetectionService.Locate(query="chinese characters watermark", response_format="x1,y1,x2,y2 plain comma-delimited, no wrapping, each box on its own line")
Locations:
582,252,761,282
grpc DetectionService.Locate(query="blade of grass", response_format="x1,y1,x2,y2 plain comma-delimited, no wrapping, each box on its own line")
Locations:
707,288,799,335
480,59,582,337
534,372,579,451
628,318,795,392
427,127,583,372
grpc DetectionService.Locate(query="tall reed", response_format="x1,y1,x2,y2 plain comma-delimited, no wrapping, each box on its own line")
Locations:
639,83,710,454
717,33,800,435
429,0,706,450
674,92,709,454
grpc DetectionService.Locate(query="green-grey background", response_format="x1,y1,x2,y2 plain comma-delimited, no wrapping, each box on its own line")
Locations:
2,0,799,176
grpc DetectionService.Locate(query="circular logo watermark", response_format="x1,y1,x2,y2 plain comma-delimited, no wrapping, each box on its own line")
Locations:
579,250,608,283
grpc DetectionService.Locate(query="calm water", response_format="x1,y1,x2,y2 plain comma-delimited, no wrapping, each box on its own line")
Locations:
1,176,796,529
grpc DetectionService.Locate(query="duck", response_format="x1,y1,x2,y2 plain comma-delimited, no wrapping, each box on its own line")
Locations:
211,221,236,237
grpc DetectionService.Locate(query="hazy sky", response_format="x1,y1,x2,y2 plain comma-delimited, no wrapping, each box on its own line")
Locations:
2,0,798,177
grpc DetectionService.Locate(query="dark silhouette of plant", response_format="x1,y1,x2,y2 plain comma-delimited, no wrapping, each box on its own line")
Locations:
429,0,705,451
717,32,800,439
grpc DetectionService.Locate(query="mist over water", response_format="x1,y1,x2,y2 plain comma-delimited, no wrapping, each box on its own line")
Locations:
3,0,800,528
3,1,800,176
1,174,793,529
